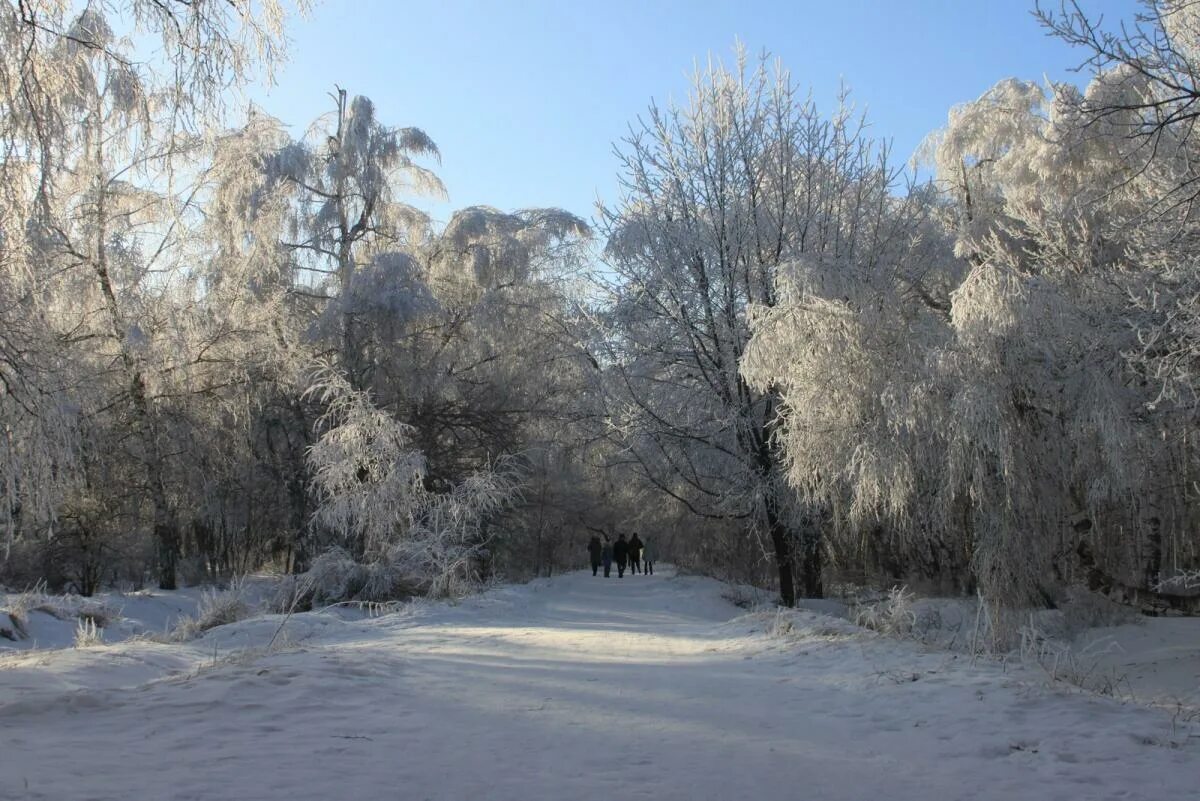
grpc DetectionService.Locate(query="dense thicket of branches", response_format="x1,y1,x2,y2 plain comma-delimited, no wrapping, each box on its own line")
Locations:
596,4,1200,623
2,1,1198,630
594,53,932,605
740,2,1200,627
0,1,599,598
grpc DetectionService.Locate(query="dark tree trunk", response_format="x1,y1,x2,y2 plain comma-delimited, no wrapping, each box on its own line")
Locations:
765,496,795,607
800,526,823,599
1145,516,1163,591
155,511,179,591
755,414,799,607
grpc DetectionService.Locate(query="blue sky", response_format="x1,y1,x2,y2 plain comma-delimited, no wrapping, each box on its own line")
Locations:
247,0,1140,226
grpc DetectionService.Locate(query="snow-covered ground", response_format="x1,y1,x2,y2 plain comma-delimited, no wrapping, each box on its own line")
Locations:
2,586,207,651
1076,617,1200,709
0,577,283,652
1,569,1197,801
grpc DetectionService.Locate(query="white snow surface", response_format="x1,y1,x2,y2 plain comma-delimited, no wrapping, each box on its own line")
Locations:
1,578,280,652
1,587,204,651
1,568,1197,801
1078,618,1200,707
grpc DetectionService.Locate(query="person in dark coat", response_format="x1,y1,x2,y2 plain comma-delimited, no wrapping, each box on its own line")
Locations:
587,535,603,576
601,535,613,578
613,533,629,578
628,533,644,575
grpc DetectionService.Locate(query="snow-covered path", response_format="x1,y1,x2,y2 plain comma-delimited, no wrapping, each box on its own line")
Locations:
1,570,1196,801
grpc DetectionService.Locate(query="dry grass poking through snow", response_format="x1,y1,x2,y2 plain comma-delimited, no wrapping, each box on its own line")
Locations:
839,584,1163,704
169,582,254,641
853,586,918,637
1016,618,1133,697
736,581,1187,711
1,585,118,644
73,618,104,648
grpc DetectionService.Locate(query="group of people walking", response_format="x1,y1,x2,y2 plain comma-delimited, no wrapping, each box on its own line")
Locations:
587,532,653,578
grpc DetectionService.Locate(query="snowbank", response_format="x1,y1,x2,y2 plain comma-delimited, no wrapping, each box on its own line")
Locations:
0,577,280,651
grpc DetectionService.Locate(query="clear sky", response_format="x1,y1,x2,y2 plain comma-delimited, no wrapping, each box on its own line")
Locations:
247,0,1140,227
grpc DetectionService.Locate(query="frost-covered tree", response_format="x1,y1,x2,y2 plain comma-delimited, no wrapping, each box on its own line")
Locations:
367,204,595,580
304,364,523,598
599,50,920,604
747,60,1200,627
740,183,962,591
0,3,606,596
926,66,1200,618
408,205,591,480
209,91,595,587
1031,1,1200,605
266,89,443,384
0,1,298,588
1036,2,1200,407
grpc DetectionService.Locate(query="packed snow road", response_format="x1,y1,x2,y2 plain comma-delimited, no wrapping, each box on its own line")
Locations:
1,570,1195,801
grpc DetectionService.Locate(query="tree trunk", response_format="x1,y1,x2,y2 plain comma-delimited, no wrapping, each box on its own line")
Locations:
155,517,179,590
756,410,799,607
90,134,178,591
800,525,823,599
765,496,795,607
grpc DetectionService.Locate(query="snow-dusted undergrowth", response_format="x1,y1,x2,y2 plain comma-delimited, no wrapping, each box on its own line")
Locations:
170,582,255,642
791,582,1196,713
1,586,119,645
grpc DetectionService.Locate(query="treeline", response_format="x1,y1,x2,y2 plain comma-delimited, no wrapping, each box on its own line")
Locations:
2,1,1199,635
596,1,1200,625
0,1,600,598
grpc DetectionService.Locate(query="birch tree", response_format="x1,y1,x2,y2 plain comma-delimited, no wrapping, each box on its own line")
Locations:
268,89,443,385
0,1,297,587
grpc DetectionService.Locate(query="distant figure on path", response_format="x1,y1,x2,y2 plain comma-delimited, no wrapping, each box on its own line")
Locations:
614,533,629,578
601,535,614,578
587,534,603,576
628,532,644,575
642,539,654,575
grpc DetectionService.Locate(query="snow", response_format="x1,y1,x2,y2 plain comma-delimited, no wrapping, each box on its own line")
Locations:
1076,618,1200,708
2,588,201,651
1,569,1197,801
1,579,279,652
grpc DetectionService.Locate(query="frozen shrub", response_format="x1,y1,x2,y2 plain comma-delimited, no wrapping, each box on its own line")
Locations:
272,548,416,610
306,369,523,600
75,600,118,629
269,575,304,614
769,608,796,638
853,586,917,637
171,582,253,641
306,548,367,606
196,584,252,628
357,560,409,603
1,592,35,640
